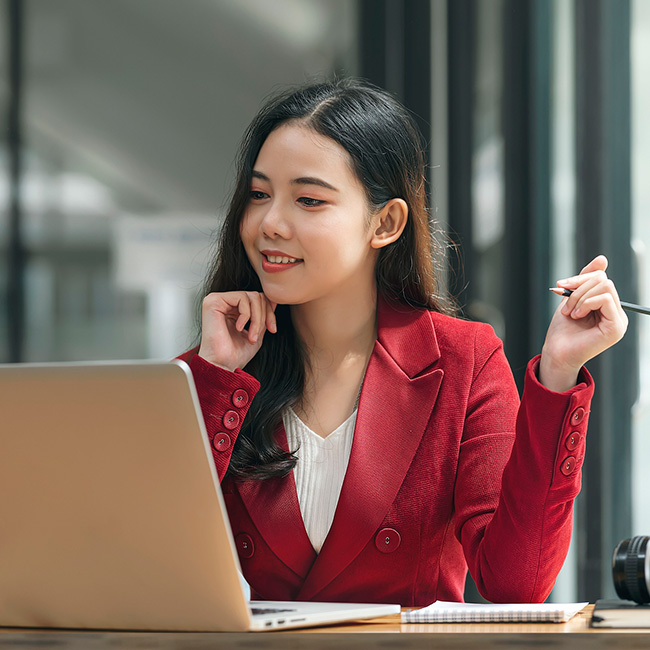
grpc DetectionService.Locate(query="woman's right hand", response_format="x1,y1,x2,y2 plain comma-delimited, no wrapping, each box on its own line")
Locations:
198,291,277,372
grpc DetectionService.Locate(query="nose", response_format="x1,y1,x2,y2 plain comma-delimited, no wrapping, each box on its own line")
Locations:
259,200,291,239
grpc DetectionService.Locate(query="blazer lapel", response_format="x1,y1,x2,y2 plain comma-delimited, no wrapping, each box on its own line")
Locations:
297,299,444,600
236,429,317,580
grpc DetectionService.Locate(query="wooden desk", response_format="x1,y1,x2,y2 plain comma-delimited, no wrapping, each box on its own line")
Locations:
2,606,650,649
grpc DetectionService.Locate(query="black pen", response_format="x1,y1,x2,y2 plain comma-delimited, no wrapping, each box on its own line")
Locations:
549,288,650,316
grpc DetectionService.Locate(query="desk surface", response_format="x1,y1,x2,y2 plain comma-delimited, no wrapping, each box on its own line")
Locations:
2,606,650,649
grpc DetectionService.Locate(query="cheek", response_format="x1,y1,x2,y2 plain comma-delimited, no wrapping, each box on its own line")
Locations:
239,212,255,247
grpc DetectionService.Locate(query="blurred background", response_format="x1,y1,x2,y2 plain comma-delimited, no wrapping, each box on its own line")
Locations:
1,0,648,604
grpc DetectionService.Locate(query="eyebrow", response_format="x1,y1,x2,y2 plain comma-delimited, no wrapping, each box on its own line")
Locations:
251,170,339,192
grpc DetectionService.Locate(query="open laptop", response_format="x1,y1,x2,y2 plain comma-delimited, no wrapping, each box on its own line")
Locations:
0,359,400,632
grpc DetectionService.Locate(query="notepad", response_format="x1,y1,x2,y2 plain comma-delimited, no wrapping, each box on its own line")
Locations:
401,601,589,623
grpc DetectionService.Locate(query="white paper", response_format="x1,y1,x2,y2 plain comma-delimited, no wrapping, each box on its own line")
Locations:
401,600,589,623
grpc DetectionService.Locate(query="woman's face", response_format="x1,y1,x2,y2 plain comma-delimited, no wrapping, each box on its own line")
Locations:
240,123,378,306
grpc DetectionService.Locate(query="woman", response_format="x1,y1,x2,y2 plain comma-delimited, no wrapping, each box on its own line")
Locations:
179,79,627,606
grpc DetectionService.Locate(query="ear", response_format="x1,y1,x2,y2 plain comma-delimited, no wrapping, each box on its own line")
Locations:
370,198,408,249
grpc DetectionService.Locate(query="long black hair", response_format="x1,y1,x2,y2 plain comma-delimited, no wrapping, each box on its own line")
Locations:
203,78,455,480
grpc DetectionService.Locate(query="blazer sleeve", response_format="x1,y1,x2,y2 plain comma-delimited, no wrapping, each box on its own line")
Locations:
453,326,594,603
177,348,260,482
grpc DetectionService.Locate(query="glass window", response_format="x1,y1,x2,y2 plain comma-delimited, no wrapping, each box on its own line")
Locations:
469,0,506,338
632,0,650,536
2,0,358,362
0,4,8,362
549,0,577,603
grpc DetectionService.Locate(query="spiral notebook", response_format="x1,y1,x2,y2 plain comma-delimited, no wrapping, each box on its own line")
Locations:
402,601,588,624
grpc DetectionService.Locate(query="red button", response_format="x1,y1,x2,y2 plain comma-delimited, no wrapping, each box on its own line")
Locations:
235,533,254,559
212,432,231,452
375,528,401,553
223,410,240,430
571,407,586,426
565,432,580,451
232,389,250,408
560,456,577,476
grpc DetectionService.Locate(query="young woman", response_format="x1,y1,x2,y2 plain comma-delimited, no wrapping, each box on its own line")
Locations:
179,79,627,606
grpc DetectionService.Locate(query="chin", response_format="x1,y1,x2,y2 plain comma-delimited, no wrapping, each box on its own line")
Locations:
268,297,306,307
259,287,303,306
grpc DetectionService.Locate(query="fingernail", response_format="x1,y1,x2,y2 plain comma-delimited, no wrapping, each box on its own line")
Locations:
557,279,569,287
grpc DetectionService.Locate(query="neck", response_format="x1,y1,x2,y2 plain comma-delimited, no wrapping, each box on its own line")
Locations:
290,284,378,365
289,278,378,436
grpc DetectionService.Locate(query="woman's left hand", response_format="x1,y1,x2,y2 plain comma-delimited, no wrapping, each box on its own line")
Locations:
539,255,628,392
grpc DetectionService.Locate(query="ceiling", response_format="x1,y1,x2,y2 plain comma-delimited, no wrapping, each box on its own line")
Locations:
17,0,358,215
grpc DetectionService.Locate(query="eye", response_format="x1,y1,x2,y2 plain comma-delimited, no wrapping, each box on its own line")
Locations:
298,197,325,208
249,190,268,201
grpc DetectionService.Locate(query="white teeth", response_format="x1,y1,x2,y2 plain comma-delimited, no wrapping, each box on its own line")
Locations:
267,255,298,264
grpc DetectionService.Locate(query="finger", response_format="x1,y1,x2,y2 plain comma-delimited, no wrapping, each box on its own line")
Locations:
557,268,607,291
245,292,264,343
561,273,605,314
579,278,627,323
234,296,251,333
559,271,607,315
203,292,231,317
215,292,252,321
599,278,626,321
575,293,628,338
579,254,608,275
255,293,269,342
569,283,608,318
557,255,608,289
265,297,278,333
578,291,618,322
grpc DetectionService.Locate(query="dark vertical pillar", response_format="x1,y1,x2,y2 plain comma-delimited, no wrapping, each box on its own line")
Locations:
574,0,605,603
528,0,552,355
446,0,483,603
502,0,552,390
359,0,431,154
502,0,532,385
403,0,431,153
574,0,635,601
446,0,476,310
384,0,405,100
6,0,26,363
358,0,434,263
359,0,388,90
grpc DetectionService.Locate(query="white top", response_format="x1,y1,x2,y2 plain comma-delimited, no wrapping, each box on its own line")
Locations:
283,407,356,553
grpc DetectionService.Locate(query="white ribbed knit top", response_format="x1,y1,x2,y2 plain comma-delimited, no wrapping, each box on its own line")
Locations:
283,407,356,553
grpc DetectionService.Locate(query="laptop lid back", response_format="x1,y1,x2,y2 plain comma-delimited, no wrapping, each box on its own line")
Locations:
0,360,252,631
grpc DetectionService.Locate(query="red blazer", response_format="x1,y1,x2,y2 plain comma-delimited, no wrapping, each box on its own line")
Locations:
179,298,594,606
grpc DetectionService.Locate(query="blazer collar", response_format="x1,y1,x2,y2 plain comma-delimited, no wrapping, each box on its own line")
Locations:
375,297,441,378
237,298,444,597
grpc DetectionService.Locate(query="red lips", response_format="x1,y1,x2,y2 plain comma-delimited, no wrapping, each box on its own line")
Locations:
260,249,303,273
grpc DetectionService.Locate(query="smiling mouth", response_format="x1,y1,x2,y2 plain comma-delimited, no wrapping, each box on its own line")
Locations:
263,254,302,264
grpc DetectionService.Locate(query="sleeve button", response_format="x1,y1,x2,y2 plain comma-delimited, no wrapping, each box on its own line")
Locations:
212,432,232,452
560,456,577,476
232,389,250,408
223,410,240,430
565,432,581,451
570,407,586,426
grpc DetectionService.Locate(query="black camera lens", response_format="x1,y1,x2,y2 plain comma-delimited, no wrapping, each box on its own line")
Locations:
612,536,650,604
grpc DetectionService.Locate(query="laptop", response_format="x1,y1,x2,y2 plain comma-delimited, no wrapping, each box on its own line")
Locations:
0,359,400,632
